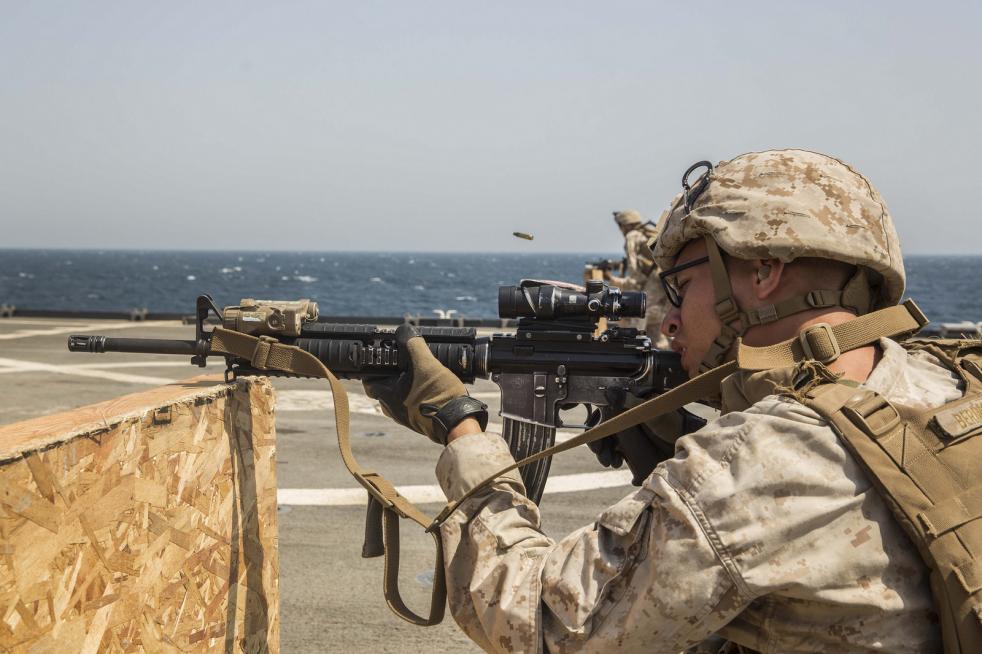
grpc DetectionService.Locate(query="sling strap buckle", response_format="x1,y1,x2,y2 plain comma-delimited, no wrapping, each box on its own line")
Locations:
799,322,840,364
250,335,278,369
806,289,839,308
360,472,398,510
754,304,779,324
714,297,739,321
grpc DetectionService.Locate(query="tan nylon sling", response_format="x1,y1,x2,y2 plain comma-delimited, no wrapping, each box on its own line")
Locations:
428,361,736,526
736,300,929,370
208,329,447,626
207,300,926,625
794,340,982,654
431,301,928,528
205,326,735,624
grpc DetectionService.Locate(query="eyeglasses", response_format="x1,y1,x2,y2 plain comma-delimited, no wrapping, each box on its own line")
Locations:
659,256,709,307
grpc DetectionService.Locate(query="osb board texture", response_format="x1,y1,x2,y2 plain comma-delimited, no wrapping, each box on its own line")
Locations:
0,375,279,653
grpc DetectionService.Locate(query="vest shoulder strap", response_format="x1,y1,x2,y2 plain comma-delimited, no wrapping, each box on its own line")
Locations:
800,348,982,654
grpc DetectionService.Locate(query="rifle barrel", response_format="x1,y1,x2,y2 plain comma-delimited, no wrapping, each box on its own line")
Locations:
68,335,199,356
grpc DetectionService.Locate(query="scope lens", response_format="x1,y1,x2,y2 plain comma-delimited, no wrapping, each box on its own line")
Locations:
618,291,646,318
498,286,531,319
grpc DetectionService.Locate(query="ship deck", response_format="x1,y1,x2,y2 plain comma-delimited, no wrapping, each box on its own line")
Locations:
0,317,639,652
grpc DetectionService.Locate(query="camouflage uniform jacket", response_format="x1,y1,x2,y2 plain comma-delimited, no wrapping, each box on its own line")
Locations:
624,229,655,286
615,229,670,346
435,339,961,653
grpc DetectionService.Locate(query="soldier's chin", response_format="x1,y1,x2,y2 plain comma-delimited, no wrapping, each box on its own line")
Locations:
679,347,693,373
680,347,705,377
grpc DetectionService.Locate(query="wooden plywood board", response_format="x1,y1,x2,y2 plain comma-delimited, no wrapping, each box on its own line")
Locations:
0,375,278,652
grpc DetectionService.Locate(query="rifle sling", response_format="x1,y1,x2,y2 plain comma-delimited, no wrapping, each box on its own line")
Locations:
428,360,737,527
209,327,447,626
736,301,927,369
429,301,927,529
207,299,926,625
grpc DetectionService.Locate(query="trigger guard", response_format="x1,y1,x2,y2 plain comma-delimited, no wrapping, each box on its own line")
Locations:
584,405,604,428
556,403,595,430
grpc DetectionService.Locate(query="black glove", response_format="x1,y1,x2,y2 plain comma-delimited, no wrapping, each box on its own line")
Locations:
588,387,707,485
586,428,624,469
363,324,488,445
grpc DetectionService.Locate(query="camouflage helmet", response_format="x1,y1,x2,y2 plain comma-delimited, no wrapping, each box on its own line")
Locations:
653,149,905,309
613,209,643,228
653,150,906,373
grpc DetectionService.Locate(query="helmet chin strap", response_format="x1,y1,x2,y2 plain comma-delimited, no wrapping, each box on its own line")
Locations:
699,237,743,373
697,236,875,373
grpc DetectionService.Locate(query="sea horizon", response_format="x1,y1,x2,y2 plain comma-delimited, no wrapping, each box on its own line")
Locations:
1,247,978,258
2,250,980,322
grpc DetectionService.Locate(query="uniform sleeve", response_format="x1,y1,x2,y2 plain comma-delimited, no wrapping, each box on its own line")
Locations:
624,231,642,275
435,432,751,653
611,231,647,290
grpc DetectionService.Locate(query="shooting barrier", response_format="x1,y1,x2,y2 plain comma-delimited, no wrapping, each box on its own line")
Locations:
0,375,279,652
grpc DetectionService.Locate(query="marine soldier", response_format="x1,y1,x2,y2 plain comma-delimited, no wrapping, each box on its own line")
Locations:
366,150,967,652
607,209,670,347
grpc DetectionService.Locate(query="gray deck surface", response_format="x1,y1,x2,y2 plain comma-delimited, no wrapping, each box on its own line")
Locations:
0,317,639,652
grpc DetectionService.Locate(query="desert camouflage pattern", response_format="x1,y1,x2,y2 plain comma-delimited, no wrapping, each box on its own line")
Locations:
435,338,960,653
652,149,905,309
638,272,670,346
614,229,670,345
621,229,655,285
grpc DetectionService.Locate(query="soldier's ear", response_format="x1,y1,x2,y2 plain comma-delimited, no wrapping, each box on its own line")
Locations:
753,259,784,299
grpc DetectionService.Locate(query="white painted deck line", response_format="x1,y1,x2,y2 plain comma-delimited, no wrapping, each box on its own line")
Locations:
66,361,194,369
0,361,593,441
273,390,585,441
0,357,176,385
0,320,176,340
274,390,383,415
278,469,634,506
0,360,195,375
0,319,94,327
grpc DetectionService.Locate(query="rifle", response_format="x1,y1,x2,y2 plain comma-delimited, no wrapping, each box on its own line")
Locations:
67,279,685,504
584,257,624,277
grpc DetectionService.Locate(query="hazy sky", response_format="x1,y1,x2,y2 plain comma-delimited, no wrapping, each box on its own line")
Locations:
2,1,980,254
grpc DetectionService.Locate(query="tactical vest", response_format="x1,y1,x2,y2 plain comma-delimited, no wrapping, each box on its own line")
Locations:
794,338,982,654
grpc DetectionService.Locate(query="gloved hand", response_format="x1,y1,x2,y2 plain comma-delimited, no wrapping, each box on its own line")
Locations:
363,324,488,445
588,387,706,485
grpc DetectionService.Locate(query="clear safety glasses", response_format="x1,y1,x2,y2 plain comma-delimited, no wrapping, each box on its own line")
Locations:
659,256,709,307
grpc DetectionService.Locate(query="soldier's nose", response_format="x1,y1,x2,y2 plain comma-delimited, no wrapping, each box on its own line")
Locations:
662,310,680,338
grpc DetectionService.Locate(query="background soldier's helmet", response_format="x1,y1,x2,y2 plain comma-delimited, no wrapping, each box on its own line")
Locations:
653,149,905,310
613,209,643,228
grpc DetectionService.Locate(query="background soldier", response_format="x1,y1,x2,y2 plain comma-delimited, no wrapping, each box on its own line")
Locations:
366,150,962,652
607,209,670,347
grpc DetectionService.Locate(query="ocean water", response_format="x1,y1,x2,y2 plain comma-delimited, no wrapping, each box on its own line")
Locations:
1,250,980,324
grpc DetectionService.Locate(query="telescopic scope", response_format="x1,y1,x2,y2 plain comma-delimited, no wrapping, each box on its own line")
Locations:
498,280,645,321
